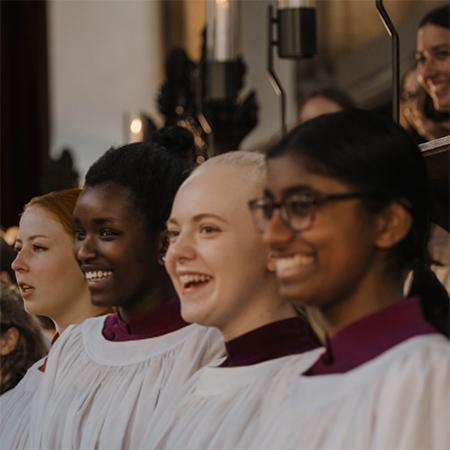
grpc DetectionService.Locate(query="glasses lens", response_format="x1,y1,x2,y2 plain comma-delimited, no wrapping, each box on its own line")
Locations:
285,194,313,231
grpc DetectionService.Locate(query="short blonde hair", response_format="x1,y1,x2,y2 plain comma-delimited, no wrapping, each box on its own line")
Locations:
24,188,81,236
196,151,266,194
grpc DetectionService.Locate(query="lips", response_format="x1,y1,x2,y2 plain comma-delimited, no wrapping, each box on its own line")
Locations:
272,253,315,280
176,271,213,295
18,282,35,299
81,267,113,288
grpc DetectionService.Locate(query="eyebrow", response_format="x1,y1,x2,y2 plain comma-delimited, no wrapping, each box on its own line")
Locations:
74,217,116,226
167,213,229,226
416,43,450,55
264,185,315,198
14,234,50,244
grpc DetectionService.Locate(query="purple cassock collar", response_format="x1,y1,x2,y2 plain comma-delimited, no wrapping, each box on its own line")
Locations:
305,297,437,376
102,297,188,341
220,316,321,367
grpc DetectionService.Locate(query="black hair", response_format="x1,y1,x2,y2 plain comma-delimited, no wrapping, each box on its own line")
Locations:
299,87,355,113
267,109,449,336
152,126,196,170
84,128,192,236
419,4,450,30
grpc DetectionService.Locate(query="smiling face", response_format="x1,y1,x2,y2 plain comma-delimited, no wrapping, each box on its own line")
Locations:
261,154,383,310
416,24,450,112
12,206,89,321
165,164,281,339
73,182,162,313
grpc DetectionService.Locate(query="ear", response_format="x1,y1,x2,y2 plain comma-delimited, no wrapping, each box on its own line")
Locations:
374,202,412,250
266,253,277,272
0,327,20,356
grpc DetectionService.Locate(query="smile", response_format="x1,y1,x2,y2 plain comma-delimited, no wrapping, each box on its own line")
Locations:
274,254,314,278
179,273,212,289
85,270,113,282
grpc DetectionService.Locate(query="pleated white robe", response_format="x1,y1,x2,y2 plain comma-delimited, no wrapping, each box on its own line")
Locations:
29,316,224,450
141,351,322,450
252,335,450,450
0,357,45,450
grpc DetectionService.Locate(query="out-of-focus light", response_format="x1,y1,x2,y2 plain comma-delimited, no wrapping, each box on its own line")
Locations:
130,117,143,135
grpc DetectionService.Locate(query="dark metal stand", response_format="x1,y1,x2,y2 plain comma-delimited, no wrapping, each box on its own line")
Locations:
376,0,400,124
267,5,287,137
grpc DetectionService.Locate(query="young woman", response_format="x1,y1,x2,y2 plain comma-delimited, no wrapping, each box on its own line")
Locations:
29,138,224,450
141,151,320,449
248,110,450,449
1,188,110,449
416,4,450,113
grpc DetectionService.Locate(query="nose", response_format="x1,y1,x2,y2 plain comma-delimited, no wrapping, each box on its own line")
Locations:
165,232,196,265
261,209,295,249
75,236,97,263
418,56,437,86
11,250,28,273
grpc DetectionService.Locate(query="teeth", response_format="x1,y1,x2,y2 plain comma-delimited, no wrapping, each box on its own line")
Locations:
275,255,314,272
179,274,211,286
85,270,113,281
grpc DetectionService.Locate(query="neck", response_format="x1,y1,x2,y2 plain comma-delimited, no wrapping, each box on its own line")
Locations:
118,276,173,324
53,288,108,334
221,279,296,342
318,268,404,337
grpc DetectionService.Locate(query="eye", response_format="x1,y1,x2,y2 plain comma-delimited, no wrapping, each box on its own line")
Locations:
74,227,86,241
415,54,426,65
32,244,47,252
435,49,449,60
166,229,180,243
287,196,313,217
13,244,21,254
199,224,220,235
99,228,120,239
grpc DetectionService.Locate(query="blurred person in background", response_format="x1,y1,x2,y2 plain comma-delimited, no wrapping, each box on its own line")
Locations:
416,4,450,114
400,65,449,143
0,281,47,395
298,87,355,124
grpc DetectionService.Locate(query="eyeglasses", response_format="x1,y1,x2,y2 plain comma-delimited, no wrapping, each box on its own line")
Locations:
248,190,385,233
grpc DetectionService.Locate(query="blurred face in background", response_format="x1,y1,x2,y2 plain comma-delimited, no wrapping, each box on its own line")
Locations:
12,205,89,323
416,23,450,112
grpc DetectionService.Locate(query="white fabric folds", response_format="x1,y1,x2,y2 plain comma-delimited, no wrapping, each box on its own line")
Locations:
0,357,45,450
142,350,323,450
29,316,224,450
252,335,450,450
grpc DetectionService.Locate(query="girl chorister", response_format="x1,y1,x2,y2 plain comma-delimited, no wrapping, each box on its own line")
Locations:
29,133,224,450
248,110,450,449
1,188,110,450
142,151,319,450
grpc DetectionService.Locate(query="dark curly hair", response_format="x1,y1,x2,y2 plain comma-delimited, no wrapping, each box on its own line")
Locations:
1,282,47,394
84,128,192,236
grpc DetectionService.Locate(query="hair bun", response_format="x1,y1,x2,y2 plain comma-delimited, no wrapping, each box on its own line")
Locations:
152,126,195,160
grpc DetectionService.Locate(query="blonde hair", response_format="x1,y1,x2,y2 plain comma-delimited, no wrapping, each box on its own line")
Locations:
24,188,81,236
196,151,266,195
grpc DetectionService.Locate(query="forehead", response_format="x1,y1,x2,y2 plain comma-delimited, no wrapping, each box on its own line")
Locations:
172,166,256,220
18,206,65,238
74,183,135,219
417,24,450,50
266,155,349,196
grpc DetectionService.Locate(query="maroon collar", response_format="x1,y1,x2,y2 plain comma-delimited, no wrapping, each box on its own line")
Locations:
220,316,320,367
305,297,437,376
102,297,188,341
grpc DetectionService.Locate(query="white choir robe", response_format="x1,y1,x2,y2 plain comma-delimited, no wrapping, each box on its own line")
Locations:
29,316,224,450
0,357,45,450
251,335,450,450
142,351,323,450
